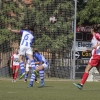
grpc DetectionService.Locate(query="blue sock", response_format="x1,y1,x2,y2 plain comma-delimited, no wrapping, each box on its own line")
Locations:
30,60,36,70
39,70,44,80
20,62,25,74
39,70,44,84
25,74,28,79
41,79,44,83
30,73,36,85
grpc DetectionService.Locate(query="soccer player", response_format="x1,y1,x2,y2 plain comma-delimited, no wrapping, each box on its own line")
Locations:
73,25,100,89
24,54,39,83
10,48,20,82
8,25,36,77
29,50,49,87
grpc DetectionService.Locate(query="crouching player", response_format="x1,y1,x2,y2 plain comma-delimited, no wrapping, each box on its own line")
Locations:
29,50,49,87
10,48,20,82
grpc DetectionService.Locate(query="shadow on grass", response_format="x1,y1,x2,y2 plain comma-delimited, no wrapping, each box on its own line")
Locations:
38,85,54,88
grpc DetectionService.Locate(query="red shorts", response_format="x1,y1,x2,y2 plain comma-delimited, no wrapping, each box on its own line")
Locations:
12,65,20,70
88,55,100,67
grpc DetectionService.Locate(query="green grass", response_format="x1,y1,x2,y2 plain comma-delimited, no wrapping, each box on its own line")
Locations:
0,79,100,100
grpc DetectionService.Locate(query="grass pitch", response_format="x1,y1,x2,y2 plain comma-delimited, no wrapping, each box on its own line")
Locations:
0,78,100,100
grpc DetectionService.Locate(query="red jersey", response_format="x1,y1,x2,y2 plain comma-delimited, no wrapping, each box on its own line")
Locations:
91,33,100,55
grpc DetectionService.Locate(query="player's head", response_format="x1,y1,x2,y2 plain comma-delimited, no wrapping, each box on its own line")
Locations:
91,24,100,34
14,48,19,54
33,49,39,54
24,23,36,32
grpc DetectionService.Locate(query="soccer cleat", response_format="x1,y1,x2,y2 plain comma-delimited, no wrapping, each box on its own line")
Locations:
35,79,39,83
73,83,83,90
19,72,25,79
12,79,14,82
28,84,33,88
24,79,27,82
33,70,39,77
12,79,16,82
14,80,16,82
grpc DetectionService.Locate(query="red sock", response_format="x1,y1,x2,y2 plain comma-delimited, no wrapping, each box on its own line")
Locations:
14,73,18,80
80,72,89,85
12,73,14,79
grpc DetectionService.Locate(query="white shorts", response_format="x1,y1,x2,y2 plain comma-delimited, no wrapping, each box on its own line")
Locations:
19,46,33,56
36,63,48,70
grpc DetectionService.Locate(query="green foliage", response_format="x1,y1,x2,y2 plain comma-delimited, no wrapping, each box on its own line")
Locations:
23,0,74,52
0,0,24,44
0,0,74,53
77,0,100,24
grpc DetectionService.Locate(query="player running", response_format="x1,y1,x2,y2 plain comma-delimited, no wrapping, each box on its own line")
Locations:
29,50,49,87
8,25,36,77
73,25,100,89
10,48,20,82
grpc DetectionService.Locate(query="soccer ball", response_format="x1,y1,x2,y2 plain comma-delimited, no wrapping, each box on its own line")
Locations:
49,16,57,23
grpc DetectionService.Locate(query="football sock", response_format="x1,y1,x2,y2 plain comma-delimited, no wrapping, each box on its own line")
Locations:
25,74,28,79
30,60,36,70
80,72,89,85
20,62,25,74
30,72,36,85
14,73,18,80
12,73,14,79
39,70,44,81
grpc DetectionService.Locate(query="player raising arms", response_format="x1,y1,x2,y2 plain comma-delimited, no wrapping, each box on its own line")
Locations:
8,25,36,77
73,25,100,89
10,48,20,82
29,49,49,87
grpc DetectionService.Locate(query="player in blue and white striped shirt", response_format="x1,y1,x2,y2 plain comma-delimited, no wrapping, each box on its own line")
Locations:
29,49,49,87
8,25,36,77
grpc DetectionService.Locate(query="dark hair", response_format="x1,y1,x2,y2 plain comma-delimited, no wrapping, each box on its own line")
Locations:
33,49,40,54
91,24,100,32
24,23,36,32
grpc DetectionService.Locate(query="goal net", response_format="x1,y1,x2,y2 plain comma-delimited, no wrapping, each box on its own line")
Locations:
0,0,74,79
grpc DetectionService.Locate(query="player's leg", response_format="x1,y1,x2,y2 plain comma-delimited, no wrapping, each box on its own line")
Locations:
24,64,30,82
28,72,36,87
24,71,29,82
14,66,19,82
26,48,36,69
73,64,92,89
39,69,44,87
33,65,44,77
19,55,25,74
19,46,26,75
39,63,48,87
12,66,15,82
73,55,99,89
96,63,100,74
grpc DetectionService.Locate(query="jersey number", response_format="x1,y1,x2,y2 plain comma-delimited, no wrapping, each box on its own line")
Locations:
21,34,29,46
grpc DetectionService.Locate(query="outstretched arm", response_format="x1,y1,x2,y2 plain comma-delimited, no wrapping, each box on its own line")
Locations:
8,27,20,34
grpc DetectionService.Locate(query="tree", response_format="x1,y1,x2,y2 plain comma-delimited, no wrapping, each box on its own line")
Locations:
77,0,100,24
0,0,74,67
0,0,24,52
22,0,74,69
0,0,24,44
23,0,74,51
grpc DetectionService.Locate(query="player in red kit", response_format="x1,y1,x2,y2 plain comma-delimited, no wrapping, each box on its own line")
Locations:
73,25,100,89
10,48,20,82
